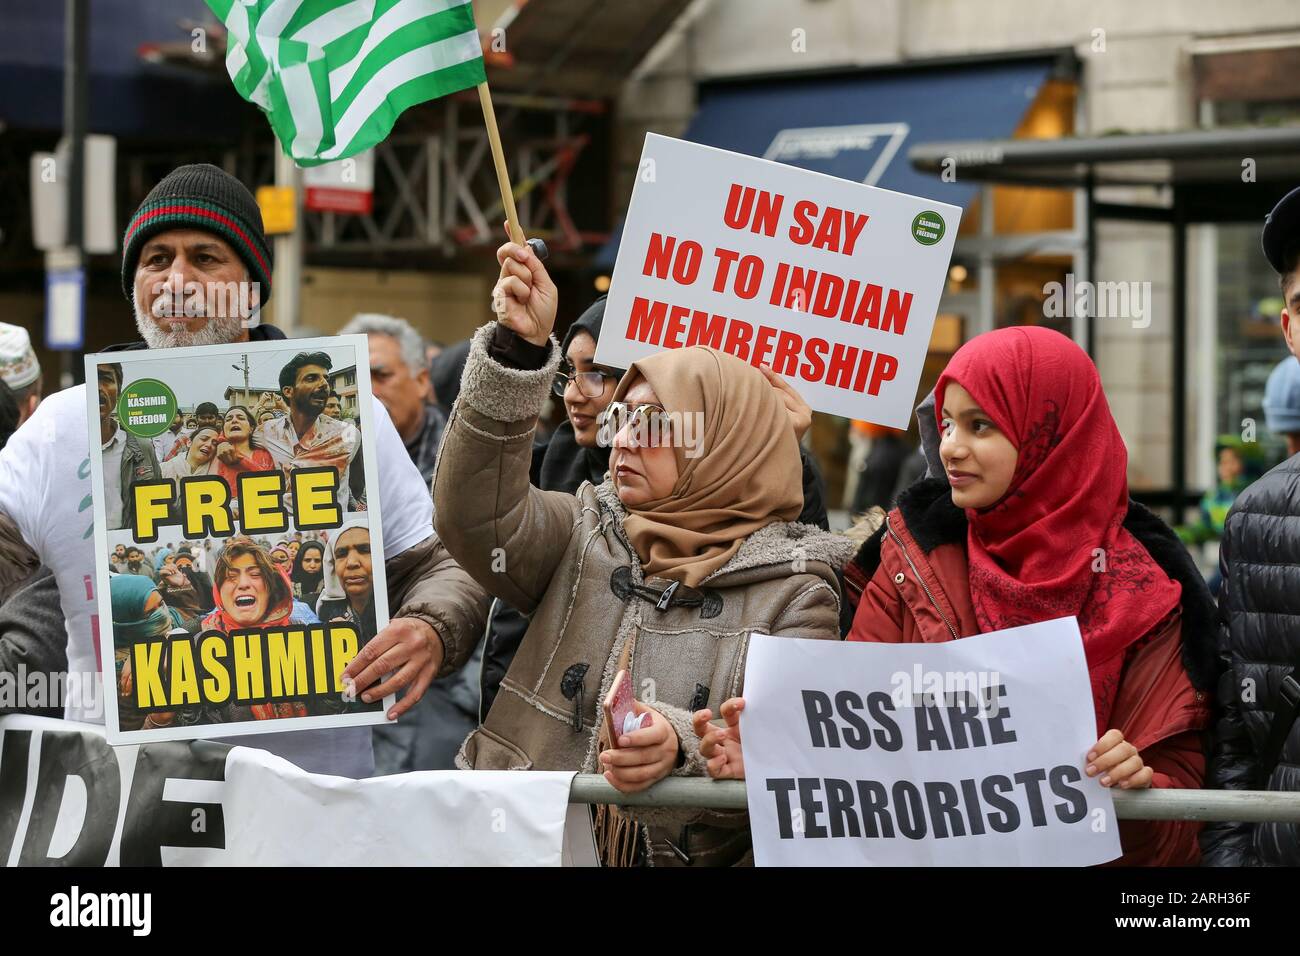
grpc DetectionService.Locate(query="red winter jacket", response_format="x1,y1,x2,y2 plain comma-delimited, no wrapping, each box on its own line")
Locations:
845,479,1217,867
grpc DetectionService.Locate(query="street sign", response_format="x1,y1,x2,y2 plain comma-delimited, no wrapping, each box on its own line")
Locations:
304,151,375,215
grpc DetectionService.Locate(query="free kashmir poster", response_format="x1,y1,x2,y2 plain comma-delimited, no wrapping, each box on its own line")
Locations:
85,335,392,744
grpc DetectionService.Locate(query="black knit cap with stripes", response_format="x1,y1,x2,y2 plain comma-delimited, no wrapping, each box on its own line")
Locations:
120,163,273,305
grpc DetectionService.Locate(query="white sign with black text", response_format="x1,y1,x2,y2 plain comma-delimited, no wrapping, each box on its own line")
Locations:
741,618,1122,866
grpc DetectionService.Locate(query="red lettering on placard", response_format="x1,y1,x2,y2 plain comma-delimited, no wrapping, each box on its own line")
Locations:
723,318,754,361
723,184,784,236
665,305,690,348
735,255,763,299
812,273,845,318
813,212,842,253
773,331,801,376
687,309,726,349
826,343,857,390
788,200,818,245
722,184,751,230
785,266,818,312
868,352,899,395
769,262,788,306
883,289,914,335
616,296,900,399
753,325,778,367
843,212,869,256
786,201,871,255
851,283,883,328
628,296,667,343
712,247,739,293
642,233,702,286
643,233,675,279
853,349,876,392
801,338,830,381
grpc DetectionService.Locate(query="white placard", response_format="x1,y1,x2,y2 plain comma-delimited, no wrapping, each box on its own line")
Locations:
595,133,960,427
741,618,1122,866
84,336,393,745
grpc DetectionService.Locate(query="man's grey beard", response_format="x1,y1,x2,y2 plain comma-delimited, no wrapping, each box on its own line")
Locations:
132,294,246,349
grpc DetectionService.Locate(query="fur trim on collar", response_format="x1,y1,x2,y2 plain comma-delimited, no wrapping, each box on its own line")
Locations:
592,479,856,582
850,478,1219,690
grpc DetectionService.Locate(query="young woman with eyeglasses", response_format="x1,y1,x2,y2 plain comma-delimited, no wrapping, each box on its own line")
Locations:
432,239,855,867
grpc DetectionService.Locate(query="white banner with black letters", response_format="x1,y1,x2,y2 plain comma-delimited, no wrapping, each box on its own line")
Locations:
0,715,593,866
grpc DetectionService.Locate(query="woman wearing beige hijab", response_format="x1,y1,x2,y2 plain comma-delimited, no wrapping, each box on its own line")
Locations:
432,240,854,866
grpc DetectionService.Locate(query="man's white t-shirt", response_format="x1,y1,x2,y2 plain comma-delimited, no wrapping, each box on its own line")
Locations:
0,383,435,778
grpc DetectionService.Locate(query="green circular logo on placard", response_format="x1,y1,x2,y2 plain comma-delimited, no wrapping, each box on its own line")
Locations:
117,378,178,438
912,210,946,245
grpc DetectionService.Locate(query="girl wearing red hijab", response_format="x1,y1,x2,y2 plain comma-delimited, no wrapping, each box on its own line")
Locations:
698,327,1218,866
202,537,315,720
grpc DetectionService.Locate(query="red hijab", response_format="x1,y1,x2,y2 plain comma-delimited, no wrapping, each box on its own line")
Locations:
935,326,1182,732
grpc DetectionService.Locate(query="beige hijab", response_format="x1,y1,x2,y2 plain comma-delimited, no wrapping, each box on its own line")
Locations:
611,347,803,587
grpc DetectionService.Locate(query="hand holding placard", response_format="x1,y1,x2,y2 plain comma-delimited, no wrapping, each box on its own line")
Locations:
1086,729,1153,789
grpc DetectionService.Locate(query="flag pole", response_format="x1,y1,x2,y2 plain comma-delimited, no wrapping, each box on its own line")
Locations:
477,81,525,245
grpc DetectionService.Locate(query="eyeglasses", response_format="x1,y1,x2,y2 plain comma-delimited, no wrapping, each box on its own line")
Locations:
552,367,618,398
597,402,675,448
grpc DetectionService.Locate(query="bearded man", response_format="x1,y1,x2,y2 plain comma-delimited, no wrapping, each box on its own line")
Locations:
0,165,488,777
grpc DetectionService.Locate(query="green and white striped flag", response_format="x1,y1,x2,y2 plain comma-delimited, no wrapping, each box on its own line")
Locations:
205,0,486,165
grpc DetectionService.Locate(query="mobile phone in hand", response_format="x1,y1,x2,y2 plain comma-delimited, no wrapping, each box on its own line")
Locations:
602,669,646,747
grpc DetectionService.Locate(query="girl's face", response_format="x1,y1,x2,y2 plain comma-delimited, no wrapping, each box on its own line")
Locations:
301,548,322,574
334,528,373,599
224,408,250,440
271,547,290,567
219,553,270,626
610,377,680,508
939,382,1019,510
562,331,617,448
191,427,219,463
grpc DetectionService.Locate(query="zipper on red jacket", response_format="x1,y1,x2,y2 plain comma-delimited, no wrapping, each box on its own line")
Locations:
886,515,959,641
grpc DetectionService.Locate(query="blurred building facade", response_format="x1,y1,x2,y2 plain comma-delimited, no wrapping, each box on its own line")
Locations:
610,0,1300,511
4,0,1300,515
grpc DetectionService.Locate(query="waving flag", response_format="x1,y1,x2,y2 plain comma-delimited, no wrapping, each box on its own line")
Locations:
205,0,486,165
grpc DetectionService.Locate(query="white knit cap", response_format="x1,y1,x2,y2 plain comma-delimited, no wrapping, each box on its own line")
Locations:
0,324,39,390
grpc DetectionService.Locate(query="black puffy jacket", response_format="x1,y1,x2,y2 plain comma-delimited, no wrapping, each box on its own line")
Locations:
1202,453,1300,866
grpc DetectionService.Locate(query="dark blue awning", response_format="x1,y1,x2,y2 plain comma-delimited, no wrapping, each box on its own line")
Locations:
595,56,1053,269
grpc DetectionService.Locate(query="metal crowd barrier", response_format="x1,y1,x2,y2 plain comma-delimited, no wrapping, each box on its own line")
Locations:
568,775,1300,823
